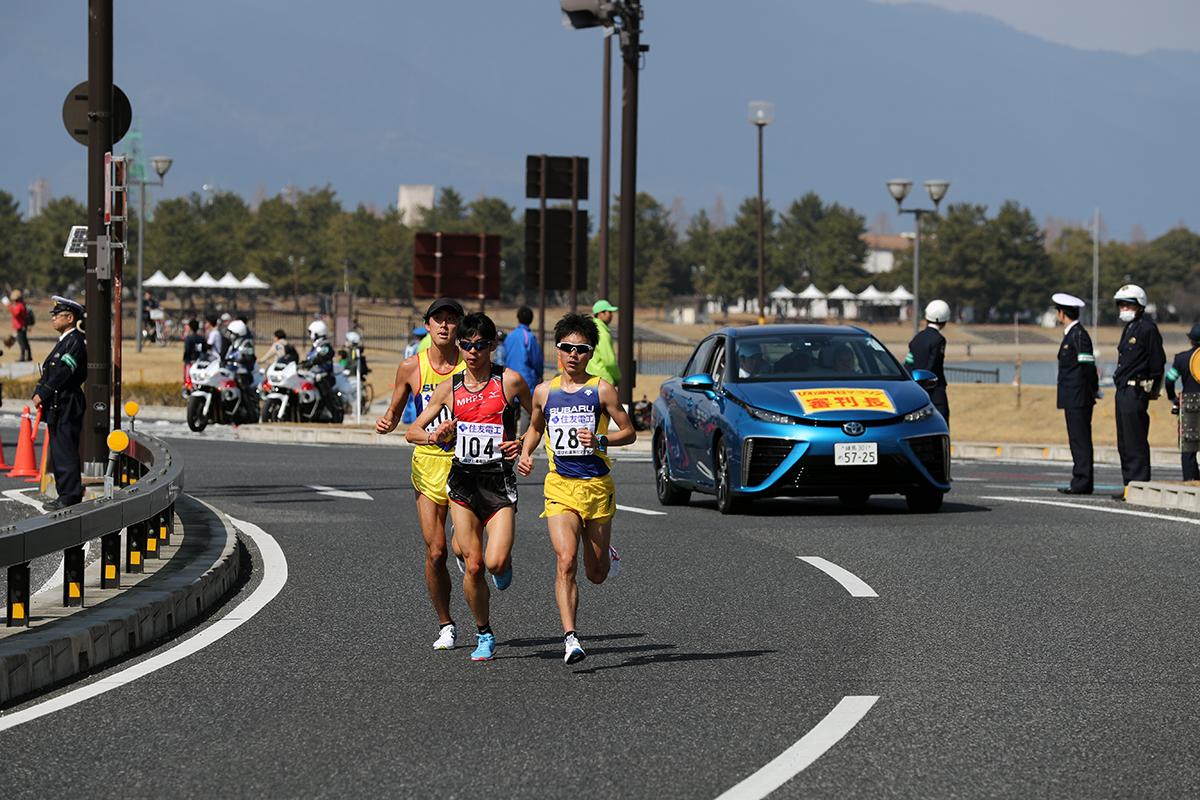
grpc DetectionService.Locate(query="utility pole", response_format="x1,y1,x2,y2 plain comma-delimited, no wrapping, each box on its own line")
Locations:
616,1,643,408
1092,208,1100,331
598,30,613,300
84,0,114,472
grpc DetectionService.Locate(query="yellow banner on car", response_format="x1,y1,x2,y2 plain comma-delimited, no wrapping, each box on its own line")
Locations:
792,387,896,414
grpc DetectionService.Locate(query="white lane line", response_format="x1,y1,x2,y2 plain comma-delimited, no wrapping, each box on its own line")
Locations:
616,503,668,516
307,484,374,501
3,487,44,511
982,484,1057,492
797,557,878,598
980,495,1200,526
0,515,287,733
715,695,880,799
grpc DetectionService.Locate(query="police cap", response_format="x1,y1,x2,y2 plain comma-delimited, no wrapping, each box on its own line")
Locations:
1051,293,1086,310
50,295,85,319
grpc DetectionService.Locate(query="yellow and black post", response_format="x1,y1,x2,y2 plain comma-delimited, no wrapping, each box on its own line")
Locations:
145,515,159,559
158,506,172,547
7,562,30,627
125,521,145,574
100,531,121,588
63,545,85,607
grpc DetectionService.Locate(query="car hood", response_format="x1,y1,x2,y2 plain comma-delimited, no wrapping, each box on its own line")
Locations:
725,380,930,421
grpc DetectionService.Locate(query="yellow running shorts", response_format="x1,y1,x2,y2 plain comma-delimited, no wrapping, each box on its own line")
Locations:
542,471,616,523
411,447,453,506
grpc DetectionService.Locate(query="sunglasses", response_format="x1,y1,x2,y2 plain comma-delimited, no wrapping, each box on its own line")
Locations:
458,339,493,352
556,342,594,355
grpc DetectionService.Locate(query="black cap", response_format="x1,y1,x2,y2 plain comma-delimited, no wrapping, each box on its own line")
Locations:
424,298,465,321
1188,323,1200,342
50,295,85,319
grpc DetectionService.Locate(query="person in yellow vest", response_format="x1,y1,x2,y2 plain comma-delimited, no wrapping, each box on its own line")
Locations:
377,298,467,651
587,299,621,387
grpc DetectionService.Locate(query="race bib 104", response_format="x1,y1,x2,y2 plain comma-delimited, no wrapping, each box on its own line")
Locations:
455,421,503,464
548,411,595,457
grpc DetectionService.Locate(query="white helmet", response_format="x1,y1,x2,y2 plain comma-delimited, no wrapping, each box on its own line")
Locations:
227,320,248,338
345,331,362,346
924,299,951,324
308,320,329,340
1113,284,1148,307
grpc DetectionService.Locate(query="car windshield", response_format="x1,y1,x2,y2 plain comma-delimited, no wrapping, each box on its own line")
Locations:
730,332,906,382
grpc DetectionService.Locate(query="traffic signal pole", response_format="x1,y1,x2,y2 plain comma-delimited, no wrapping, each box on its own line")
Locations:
617,1,642,408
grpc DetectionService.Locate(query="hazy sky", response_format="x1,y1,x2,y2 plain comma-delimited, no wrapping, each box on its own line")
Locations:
879,0,1200,54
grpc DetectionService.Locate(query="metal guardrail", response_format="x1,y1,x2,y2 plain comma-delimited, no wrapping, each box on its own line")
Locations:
1,431,185,627
945,366,1000,384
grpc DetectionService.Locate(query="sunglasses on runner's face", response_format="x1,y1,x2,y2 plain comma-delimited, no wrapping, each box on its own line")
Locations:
556,342,594,355
458,339,493,352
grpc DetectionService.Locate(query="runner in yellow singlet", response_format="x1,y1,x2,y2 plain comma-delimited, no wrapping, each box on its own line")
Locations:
376,298,466,651
517,313,637,665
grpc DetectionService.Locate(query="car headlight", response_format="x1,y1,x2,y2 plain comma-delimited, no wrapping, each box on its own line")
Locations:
745,405,798,425
904,404,936,423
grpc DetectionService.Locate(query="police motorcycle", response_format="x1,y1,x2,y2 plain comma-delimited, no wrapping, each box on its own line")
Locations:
185,320,261,432
334,331,372,415
260,321,345,423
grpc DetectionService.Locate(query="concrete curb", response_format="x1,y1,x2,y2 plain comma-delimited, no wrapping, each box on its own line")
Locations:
1123,481,1200,513
234,423,656,454
0,495,242,706
951,442,1180,467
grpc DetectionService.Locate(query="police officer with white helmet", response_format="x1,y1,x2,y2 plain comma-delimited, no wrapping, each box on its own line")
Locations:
1052,293,1098,494
1111,284,1165,498
303,319,341,422
906,299,951,425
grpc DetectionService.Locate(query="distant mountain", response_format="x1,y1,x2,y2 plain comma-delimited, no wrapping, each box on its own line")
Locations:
3,0,1196,238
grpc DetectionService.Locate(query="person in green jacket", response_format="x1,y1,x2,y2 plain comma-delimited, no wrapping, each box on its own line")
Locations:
587,299,621,387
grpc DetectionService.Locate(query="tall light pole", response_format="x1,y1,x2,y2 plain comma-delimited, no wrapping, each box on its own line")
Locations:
887,178,950,334
598,28,614,300
134,155,173,351
749,101,774,325
1092,207,1100,330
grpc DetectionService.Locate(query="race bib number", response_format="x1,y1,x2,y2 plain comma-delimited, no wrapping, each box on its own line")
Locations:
455,421,503,464
548,411,595,457
422,392,451,434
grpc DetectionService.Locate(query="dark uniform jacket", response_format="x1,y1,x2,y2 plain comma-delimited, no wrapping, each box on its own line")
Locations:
303,338,335,378
1056,322,1099,409
906,326,947,388
34,328,87,424
1113,315,1166,391
1164,346,1200,404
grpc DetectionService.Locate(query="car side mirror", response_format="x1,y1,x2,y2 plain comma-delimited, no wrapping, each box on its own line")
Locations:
911,368,938,390
682,373,716,393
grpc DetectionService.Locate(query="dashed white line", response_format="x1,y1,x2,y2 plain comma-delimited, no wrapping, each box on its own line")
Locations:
308,484,374,501
715,695,880,799
616,504,668,516
980,495,1200,525
797,556,878,597
0,514,287,732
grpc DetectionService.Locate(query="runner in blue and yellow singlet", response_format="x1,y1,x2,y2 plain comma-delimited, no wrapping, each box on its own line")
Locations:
517,313,637,665
376,298,466,652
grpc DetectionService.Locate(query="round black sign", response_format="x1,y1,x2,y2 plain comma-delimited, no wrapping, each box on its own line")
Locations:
62,81,132,146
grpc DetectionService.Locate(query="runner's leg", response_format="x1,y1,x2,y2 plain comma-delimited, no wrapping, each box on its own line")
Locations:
580,518,614,585
415,493,452,625
547,512,583,632
452,502,490,628
483,506,515,577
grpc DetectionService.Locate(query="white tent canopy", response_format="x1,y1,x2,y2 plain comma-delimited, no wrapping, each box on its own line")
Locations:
796,283,826,300
826,284,857,301
769,284,796,300
240,272,270,290
143,270,172,288
856,285,887,302
217,271,242,289
169,271,194,288
889,285,915,302
193,271,221,289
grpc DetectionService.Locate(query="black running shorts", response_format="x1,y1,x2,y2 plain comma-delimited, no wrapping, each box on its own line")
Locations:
447,463,518,522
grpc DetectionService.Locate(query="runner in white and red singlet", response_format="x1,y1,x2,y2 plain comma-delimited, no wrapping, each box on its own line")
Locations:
408,312,532,662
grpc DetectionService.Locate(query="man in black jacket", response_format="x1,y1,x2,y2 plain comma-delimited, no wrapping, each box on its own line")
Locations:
33,296,87,509
1052,293,1099,494
1163,323,1200,481
905,299,951,425
1111,284,1165,498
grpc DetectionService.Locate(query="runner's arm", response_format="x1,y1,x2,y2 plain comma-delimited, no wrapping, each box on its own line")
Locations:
405,378,452,444
504,369,533,414
376,354,418,434
588,379,636,448
517,383,549,476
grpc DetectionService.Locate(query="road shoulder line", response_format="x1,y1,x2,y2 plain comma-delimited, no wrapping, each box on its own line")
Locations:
797,556,879,597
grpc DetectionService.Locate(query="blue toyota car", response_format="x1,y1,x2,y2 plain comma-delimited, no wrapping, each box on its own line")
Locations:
651,324,950,514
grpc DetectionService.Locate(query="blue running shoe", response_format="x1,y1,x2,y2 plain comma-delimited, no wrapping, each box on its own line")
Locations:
491,562,513,591
471,632,496,661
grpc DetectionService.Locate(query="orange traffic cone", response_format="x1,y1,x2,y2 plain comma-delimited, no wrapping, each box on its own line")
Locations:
0,426,11,470
27,424,50,484
7,407,39,478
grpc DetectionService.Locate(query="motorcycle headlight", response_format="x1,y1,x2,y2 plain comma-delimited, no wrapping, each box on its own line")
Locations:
746,405,799,425
904,404,936,423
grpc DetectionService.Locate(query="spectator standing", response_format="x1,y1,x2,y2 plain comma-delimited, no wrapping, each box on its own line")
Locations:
10,290,32,362
587,300,621,388
204,314,223,359
504,306,544,434
182,318,206,377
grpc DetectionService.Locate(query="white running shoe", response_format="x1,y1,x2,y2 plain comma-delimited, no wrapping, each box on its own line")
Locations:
433,624,457,651
608,545,621,578
564,633,587,665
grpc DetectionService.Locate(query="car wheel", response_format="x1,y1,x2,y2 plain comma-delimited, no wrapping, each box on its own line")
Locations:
905,489,944,513
654,430,690,506
714,438,742,515
838,492,870,509
186,394,208,433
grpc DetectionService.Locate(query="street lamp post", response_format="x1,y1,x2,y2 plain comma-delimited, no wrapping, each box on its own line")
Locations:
749,101,774,325
134,155,173,351
886,178,950,334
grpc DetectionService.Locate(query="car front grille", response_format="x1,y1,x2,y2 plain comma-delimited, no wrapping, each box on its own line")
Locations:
742,438,796,487
907,434,949,483
781,454,918,491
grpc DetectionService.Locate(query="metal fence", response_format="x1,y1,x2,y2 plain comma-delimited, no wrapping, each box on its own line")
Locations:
945,365,1001,384
2,431,183,627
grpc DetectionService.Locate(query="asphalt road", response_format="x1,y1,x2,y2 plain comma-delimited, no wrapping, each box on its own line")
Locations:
2,436,1199,798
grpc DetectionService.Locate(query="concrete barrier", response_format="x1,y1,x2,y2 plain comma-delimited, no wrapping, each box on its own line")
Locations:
1124,481,1200,513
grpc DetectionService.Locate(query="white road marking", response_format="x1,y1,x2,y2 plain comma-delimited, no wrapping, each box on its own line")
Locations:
980,496,1200,526
3,487,44,511
0,515,287,733
307,484,374,501
797,557,878,597
616,503,668,516
982,484,1057,492
715,695,880,799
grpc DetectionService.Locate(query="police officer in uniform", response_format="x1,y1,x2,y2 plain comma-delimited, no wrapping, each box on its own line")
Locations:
1163,323,1200,481
33,296,87,509
906,299,951,425
1111,284,1165,498
1052,293,1098,494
